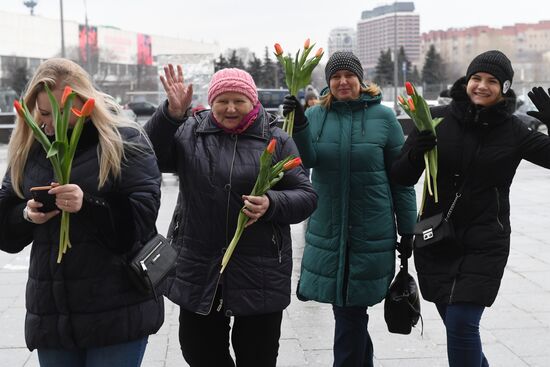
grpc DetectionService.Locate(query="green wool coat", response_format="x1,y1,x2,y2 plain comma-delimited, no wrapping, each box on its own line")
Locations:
294,90,417,307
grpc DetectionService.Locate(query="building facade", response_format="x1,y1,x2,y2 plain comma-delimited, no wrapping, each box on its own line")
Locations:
421,21,550,85
327,27,356,56
356,2,420,76
0,10,219,109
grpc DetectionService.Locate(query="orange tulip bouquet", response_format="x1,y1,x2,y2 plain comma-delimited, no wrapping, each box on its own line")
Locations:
220,139,302,273
397,81,442,213
273,39,324,136
14,86,95,262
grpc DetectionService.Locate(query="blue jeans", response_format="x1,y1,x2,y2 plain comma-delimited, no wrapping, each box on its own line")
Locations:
332,305,374,367
436,303,489,367
37,337,148,367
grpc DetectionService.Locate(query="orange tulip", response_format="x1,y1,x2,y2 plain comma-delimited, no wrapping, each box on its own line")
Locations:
405,81,414,96
303,38,310,49
13,100,24,118
398,95,405,104
283,157,302,171
315,48,324,58
407,97,415,112
71,98,95,118
266,139,276,154
274,43,283,56
61,86,72,107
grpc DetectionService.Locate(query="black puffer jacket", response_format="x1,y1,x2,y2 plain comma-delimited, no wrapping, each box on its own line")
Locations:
391,81,550,306
0,123,163,350
145,103,317,316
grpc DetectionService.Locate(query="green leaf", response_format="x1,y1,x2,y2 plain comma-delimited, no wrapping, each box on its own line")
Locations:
21,100,52,152
44,84,61,141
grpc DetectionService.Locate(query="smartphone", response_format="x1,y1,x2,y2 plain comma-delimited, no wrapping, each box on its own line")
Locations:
30,186,58,213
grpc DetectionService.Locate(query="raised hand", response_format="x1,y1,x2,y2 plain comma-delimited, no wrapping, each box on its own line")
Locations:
160,64,194,120
527,86,550,127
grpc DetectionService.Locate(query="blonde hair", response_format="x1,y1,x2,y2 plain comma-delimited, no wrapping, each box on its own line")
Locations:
319,83,381,109
8,58,141,198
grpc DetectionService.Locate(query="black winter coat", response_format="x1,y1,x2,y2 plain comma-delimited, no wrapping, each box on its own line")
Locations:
391,84,550,307
144,103,317,316
0,123,164,350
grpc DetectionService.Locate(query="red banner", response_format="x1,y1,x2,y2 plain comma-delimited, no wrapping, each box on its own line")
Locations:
79,25,98,63
137,33,152,65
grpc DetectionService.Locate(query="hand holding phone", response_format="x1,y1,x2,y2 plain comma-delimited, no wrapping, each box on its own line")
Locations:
30,186,58,213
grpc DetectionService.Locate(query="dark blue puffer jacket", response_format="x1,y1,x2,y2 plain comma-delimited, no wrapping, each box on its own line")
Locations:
145,103,317,316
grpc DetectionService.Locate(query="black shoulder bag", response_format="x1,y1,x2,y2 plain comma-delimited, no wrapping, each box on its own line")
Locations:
413,140,482,250
128,233,177,300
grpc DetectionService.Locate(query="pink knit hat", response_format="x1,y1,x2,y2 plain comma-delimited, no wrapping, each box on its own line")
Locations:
207,68,259,106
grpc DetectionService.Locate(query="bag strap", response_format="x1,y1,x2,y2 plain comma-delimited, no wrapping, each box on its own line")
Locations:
445,138,483,220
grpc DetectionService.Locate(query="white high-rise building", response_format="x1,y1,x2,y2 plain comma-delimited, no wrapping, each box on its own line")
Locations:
356,2,420,75
327,27,356,56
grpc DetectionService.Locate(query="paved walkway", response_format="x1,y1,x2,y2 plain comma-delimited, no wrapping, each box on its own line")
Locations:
0,144,549,366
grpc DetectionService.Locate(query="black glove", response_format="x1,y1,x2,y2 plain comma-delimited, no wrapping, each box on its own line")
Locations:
409,130,437,164
527,86,550,127
397,235,413,259
282,95,306,128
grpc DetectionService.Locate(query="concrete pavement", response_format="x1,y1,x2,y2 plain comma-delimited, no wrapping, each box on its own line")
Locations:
0,143,549,366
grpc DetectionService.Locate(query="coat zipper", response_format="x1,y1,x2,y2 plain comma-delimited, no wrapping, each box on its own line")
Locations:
494,187,504,230
448,277,457,304
272,224,282,263
196,273,223,316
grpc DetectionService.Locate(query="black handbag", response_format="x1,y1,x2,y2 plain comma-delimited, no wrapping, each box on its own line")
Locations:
384,253,422,335
413,200,458,249
128,233,177,299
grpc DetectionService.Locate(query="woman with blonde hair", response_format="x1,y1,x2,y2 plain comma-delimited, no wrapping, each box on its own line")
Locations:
283,51,417,367
0,58,163,367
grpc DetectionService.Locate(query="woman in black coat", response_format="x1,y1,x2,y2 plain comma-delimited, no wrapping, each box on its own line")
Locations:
0,58,163,367
391,50,550,367
144,65,317,367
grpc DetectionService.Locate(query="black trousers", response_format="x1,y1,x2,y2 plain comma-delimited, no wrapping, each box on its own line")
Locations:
179,305,283,367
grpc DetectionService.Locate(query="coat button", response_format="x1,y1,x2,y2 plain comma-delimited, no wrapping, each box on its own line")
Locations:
225,309,233,317
224,184,231,191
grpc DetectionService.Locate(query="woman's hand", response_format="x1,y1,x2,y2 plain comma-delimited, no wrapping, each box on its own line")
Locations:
49,183,84,213
242,194,270,228
25,199,60,224
160,64,194,120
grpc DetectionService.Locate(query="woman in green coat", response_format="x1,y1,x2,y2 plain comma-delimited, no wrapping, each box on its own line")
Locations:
283,51,417,367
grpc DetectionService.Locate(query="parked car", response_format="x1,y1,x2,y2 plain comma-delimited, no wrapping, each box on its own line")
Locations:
121,108,137,122
124,101,157,116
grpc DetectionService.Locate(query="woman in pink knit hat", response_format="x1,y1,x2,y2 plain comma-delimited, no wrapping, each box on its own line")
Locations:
144,65,317,367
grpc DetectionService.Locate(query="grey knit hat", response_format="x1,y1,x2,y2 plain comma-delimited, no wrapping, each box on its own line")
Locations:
325,51,364,85
466,50,514,94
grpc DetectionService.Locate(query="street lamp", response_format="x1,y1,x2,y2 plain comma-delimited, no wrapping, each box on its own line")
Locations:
83,0,91,74
393,2,399,114
23,0,38,16
60,0,65,58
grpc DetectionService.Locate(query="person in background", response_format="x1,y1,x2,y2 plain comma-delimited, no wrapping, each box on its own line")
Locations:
391,50,550,367
0,58,163,367
282,51,417,367
144,65,317,367
303,90,319,111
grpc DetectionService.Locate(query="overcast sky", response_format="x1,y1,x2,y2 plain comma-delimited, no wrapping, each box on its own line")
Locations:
3,0,549,56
